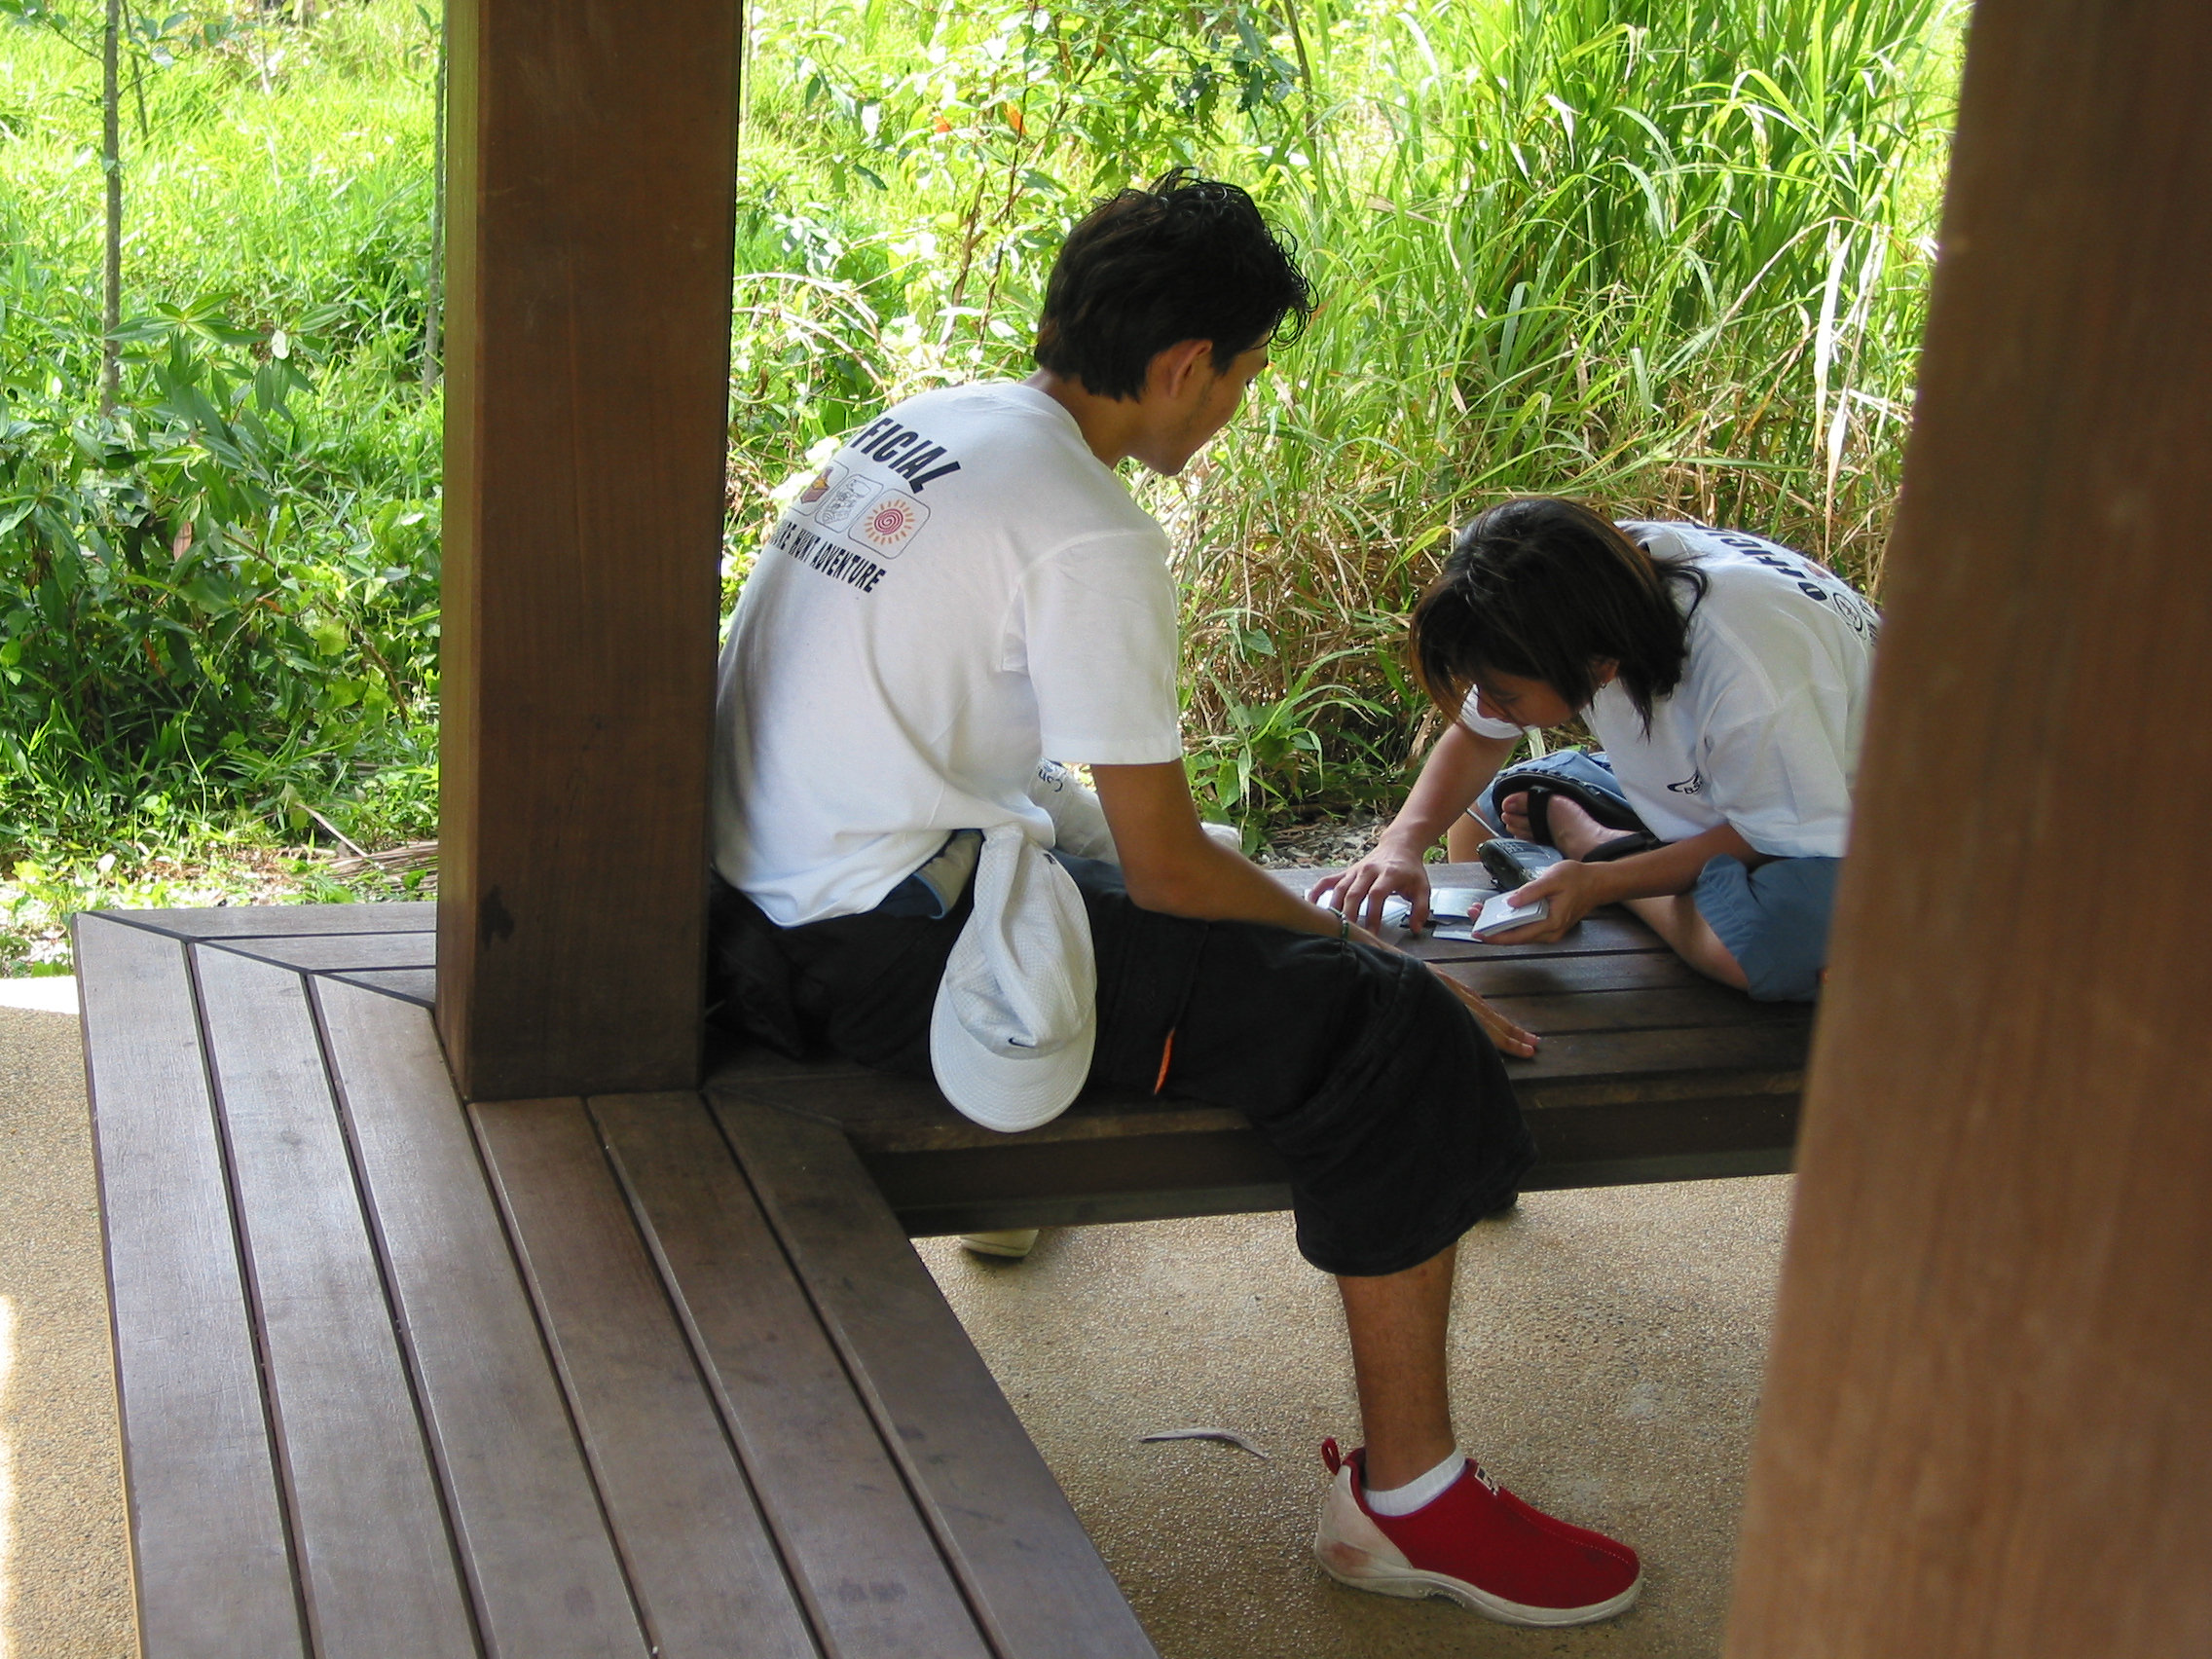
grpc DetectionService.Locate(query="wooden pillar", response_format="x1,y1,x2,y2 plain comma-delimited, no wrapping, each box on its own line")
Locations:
437,0,740,1097
1724,1,2212,1652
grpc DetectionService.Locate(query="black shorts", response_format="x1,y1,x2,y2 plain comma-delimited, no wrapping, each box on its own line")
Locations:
711,856,1534,1277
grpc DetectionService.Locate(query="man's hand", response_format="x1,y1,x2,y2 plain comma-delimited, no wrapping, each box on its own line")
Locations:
1429,965,1538,1058
1309,838,1433,934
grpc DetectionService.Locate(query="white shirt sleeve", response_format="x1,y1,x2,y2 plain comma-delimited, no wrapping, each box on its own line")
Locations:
1457,686,1526,742
1017,531,1184,766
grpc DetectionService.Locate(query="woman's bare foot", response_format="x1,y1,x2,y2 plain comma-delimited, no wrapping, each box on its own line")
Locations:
1545,794,1638,860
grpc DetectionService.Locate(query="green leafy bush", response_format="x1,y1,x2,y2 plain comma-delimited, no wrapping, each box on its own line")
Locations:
0,0,1963,873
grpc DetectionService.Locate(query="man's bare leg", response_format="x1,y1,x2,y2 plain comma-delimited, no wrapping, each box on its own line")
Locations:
1537,796,1751,992
1338,1243,1458,1488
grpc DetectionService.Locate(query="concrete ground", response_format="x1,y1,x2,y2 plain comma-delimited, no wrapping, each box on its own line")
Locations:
0,977,1786,1659
918,1178,1791,1659
0,980,135,1659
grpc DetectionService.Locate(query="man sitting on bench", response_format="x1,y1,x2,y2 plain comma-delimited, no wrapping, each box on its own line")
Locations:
708,169,1642,1629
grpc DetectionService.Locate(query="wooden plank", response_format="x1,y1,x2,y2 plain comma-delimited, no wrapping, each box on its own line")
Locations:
72,915,307,1658
715,1096,1160,1659
1488,984,1807,1035
862,1128,1293,1236
862,1086,1800,1235
1272,863,1664,958
326,967,437,1008
592,1095,993,1659
1724,3,2212,1652
1440,950,1706,997
1498,1019,1811,1088
313,980,648,1659
207,932,437,973
191,948,475,1659
714,1070,1247,1157
96,903,435,940
1398,915,1661,961
470,1098,819,1659
436,0,740,1098
1519,1089,1800,1180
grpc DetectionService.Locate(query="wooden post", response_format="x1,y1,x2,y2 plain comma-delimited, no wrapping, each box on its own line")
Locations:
1724,1,2212,1652
437,0,740,1098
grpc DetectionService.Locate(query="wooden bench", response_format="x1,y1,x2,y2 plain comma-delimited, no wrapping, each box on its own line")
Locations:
724,866,1812,1235
74,866,1811,1656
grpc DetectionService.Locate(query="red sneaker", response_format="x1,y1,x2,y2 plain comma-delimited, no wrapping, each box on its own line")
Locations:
1312,1439,1641,1627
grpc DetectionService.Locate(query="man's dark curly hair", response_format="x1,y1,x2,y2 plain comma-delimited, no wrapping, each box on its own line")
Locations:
1032,168,1314,400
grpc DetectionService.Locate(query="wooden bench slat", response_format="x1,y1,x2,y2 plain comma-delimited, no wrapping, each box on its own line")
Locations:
859,1127,1294,1236
1271,862,1682,961
714,1095,1161,1659
1501,1018,1813,1085
192,948,478,1659
1491,984,1812,1035
74,916,309,1658
105,903,438,939
314,982,651,1659
472,1098,823,1659
1444,950,1708,996
206,933,438,973
711,1068,1248,1157
1401,916,1663,960
327,966,437,1007
592,1095,995,1659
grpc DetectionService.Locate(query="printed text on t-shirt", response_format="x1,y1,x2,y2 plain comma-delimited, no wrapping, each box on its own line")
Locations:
1692,526,1880,644
770,514,886,593
846,416,965,493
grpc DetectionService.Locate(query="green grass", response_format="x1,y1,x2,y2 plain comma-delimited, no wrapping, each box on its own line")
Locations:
0,0,1963,966
726,0,1963,820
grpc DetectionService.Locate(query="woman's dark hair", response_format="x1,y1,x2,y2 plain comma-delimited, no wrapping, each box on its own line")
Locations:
1411,498,1707,730
1032,168,1314,400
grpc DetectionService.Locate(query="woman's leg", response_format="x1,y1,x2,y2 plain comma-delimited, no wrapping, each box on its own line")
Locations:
1621,894,1750,990
1543,797,1752,991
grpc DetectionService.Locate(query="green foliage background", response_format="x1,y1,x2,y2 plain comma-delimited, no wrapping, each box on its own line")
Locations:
0,0,1965,947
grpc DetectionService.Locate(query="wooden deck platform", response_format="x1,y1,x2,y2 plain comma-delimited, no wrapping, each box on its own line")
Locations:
74,903,1155,1659
75,867,1811,1656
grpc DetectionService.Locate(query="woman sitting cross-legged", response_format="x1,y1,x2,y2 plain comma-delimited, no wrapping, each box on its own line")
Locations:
1313,498,1879,1001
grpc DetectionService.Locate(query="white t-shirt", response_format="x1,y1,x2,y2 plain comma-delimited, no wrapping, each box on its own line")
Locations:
713,382,1183,926
1460,522,1880,859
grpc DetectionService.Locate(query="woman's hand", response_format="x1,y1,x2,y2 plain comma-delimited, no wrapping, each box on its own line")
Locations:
1429,964,1539,1058
1485,858,1616,944
1308,838,1435,933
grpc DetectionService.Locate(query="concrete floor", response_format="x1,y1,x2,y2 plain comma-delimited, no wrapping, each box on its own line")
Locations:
0,981,136,1659
0,978,1787,1659
918,1180,1791,1659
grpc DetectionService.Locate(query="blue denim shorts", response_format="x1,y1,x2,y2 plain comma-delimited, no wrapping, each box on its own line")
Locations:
1693,855,1841,1003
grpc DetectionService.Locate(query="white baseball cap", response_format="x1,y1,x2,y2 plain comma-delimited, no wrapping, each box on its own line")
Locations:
930,825,1096,1132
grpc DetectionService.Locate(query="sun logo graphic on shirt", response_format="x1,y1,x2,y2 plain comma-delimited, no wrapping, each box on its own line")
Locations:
857,491,930,555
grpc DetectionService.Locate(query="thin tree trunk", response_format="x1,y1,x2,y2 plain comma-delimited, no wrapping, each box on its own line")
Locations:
423,4,446,388
100,0,121,414
123,0,148,140
1277,0,1329,208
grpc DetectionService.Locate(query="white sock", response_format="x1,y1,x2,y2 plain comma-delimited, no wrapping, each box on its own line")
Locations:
1363,1449,1465,1517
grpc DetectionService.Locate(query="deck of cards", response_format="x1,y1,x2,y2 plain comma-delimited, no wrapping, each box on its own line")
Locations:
1471,890,1551,940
